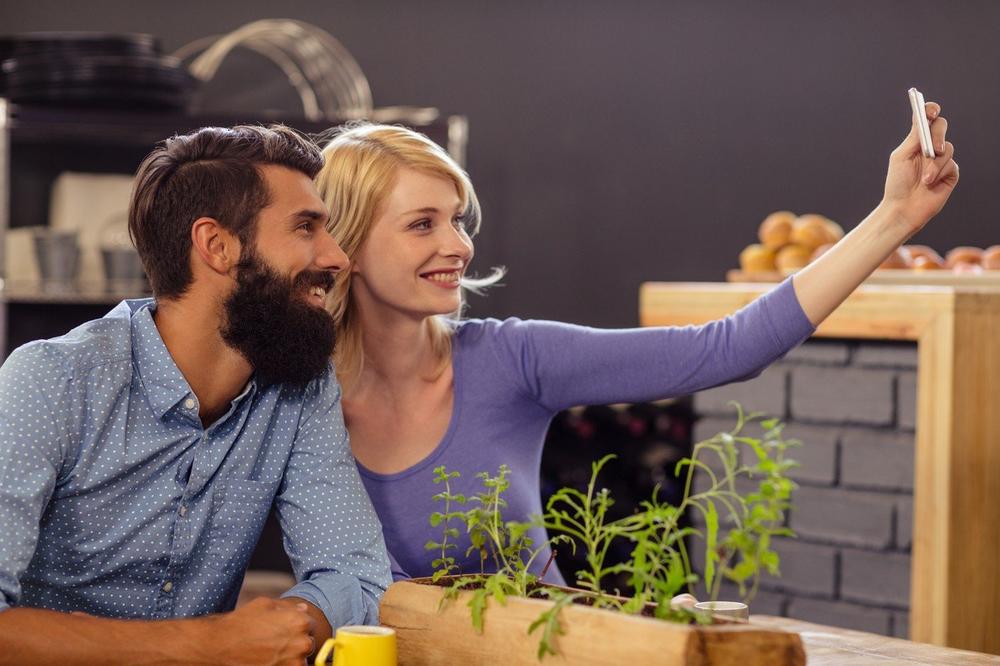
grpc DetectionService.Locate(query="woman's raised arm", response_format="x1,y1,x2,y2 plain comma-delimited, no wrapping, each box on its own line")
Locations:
792,100,958,325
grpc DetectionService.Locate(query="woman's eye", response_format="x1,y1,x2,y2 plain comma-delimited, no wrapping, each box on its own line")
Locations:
411,219,432,230
452,215,468,231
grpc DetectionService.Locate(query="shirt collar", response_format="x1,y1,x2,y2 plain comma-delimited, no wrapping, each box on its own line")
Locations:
127,299,198,420
128,299,263,423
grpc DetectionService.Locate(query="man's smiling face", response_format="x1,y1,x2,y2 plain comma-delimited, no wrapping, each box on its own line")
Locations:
220,165,349,386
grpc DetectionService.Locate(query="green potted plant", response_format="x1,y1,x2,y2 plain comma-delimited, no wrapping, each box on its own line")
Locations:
379,405,806,665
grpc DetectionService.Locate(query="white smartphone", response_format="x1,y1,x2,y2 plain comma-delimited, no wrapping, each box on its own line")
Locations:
908,87,936,158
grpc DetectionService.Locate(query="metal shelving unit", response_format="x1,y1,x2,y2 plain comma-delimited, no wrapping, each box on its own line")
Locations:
0,99,467,359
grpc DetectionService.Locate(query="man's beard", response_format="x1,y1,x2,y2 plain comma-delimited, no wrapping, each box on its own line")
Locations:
221,250,336,388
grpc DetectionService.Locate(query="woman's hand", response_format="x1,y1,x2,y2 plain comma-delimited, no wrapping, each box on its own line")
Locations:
881,101,959,236
790,97,960,327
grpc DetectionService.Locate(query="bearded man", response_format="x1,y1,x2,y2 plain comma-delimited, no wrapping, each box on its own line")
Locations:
0,125,391,665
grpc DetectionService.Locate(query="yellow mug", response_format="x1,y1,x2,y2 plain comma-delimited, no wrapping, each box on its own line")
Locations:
315,625,397,666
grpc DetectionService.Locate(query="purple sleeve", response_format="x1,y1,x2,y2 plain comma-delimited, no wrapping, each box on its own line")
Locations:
487,278,814,412
389,551,411,582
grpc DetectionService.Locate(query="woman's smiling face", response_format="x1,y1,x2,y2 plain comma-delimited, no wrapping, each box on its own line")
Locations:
349,167,474,321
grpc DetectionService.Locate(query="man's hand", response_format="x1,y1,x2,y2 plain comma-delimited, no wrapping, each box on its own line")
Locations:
0,600,317,666
200,597,317,666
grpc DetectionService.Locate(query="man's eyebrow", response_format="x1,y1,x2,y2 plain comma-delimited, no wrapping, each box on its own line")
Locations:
290,209,329,223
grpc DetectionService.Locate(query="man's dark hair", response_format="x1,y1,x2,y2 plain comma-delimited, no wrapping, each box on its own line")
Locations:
128,124,324,298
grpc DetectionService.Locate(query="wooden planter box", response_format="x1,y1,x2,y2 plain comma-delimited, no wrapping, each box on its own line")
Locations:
379,578,805,665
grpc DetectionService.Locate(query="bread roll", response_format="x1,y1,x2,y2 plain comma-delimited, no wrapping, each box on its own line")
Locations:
945,246,983,268
791,214,835,250
879,246,913,269
775,244,812,273
912,255,946,271
758,211,796,250
953,261,984,275
904,244,944,264
739,244,777,273
823,219,845,243
982,245,1000,270
810,243,834,263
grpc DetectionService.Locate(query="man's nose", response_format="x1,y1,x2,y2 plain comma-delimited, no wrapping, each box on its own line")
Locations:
316,228,350,272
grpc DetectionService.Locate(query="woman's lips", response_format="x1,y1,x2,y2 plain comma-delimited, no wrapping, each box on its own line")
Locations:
421,270,461,288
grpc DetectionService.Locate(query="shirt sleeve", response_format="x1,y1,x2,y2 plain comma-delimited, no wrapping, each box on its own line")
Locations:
0,345,72,612
488,278,815,413
275,367,391,630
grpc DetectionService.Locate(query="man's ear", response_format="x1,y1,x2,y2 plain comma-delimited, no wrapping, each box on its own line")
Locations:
191,217,240,275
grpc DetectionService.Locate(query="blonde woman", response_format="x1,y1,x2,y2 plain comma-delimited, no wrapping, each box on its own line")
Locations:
317,105,956,584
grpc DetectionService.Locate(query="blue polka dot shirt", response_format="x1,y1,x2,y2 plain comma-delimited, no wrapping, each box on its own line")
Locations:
0,299,391,629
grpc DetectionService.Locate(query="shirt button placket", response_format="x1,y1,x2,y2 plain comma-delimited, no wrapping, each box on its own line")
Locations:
155,577,176,617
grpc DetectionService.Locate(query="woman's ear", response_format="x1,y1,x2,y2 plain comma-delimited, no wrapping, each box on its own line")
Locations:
191,217,240,275
349,243,363,274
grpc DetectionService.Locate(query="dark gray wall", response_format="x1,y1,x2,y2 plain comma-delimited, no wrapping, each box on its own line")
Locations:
3,1,996,326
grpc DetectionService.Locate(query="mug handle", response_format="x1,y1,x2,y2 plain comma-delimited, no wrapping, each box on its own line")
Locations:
315,638,342,666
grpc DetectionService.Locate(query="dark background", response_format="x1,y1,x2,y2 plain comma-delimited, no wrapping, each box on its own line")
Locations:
2,0,996,326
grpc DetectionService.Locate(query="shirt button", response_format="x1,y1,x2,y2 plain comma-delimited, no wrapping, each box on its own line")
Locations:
184,398,196,410
162,581,173,593
178,504,188,517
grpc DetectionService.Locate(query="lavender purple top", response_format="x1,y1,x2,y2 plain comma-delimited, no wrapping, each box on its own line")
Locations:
358,279,814,585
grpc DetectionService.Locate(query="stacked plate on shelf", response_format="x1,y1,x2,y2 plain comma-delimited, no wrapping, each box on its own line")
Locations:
0,32,197,110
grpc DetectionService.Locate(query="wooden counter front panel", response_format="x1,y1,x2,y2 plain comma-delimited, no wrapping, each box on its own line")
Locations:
640,283,1000,655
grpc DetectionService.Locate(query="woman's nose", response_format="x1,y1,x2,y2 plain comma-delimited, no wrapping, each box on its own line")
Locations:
440,224,474,260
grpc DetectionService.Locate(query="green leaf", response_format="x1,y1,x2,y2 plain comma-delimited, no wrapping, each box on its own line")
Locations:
728,559,756,583
468,588,488,633
485,575,508,605
704,502,719,590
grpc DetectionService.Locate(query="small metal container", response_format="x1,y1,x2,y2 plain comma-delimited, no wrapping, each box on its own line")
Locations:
101,246,148,294
33,228,80,291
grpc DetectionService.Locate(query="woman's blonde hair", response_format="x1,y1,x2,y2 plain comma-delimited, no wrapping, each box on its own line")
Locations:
316,122,502,392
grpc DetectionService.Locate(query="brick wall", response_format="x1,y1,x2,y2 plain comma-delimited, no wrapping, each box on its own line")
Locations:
691,339,917,638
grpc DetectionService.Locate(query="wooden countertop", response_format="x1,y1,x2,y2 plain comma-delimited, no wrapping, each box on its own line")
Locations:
753,616,1000,665
639,282,1000,656
640,282,992,340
